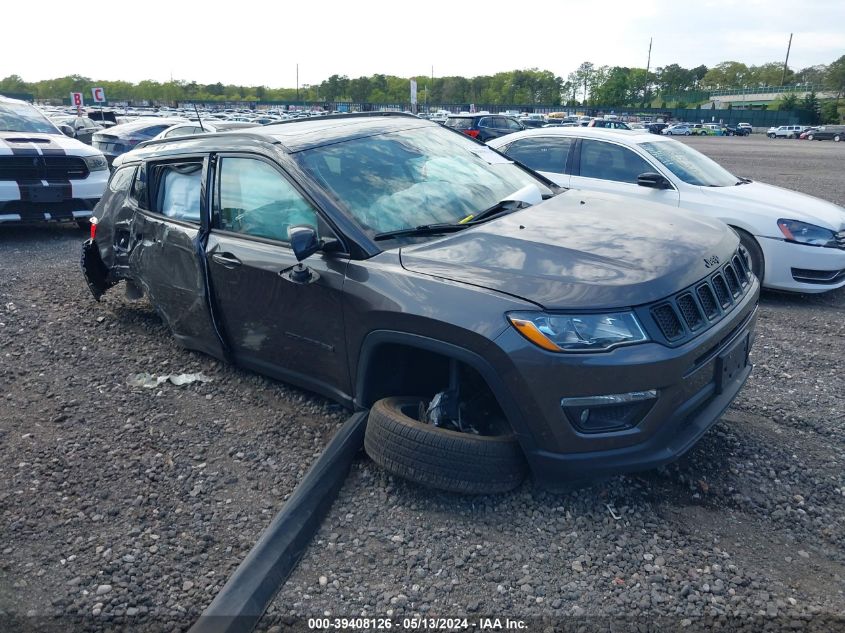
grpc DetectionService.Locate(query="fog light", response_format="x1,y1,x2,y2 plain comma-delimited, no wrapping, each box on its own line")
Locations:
561,390,657,433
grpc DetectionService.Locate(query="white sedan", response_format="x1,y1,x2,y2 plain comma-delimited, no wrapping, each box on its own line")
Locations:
488,128,845,293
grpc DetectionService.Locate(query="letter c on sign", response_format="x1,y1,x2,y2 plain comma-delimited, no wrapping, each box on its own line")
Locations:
93,88,103,102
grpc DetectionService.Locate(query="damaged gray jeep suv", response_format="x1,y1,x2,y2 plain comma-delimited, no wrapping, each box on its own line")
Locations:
82,112,759,493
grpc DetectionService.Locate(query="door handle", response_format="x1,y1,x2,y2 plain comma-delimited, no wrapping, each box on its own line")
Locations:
211,252,242,268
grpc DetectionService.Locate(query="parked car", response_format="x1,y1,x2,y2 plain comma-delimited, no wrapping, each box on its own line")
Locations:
701,124,723,136
50,115,103,144
799,127,819,140
489,127,845,293
92,117,187,166
723,124,751,137
805,125,845,142
81,112,758,494
767,125,806,139
662,123,693,136
689,124,708,136
0,96,108,228
151,120,257,140
646,122,669,135
588,119,631,130
443,113,524,141
736,123,753,134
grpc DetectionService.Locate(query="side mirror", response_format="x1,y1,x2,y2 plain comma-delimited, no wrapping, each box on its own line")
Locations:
637,172,672,190
288,225,321,262
59,124,75,137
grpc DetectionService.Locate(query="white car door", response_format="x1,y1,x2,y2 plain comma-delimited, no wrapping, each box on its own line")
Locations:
569,138,680,207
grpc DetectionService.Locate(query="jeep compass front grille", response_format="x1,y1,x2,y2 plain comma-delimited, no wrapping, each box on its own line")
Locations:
645,247,754,345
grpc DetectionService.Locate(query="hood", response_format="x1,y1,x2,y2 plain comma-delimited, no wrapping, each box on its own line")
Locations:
400,190,738,310
700,181,845,231
0,131,102,157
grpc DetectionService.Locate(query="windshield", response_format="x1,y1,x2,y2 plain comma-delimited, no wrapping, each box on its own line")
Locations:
639,140,739,187
294,126,552,237
0,102,61,134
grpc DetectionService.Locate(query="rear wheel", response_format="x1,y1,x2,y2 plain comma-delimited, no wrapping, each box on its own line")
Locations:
364,396,526,494
807,134,815,141
735,229,765,284
768,133,776,138
835,134,842,142
684,131,691,136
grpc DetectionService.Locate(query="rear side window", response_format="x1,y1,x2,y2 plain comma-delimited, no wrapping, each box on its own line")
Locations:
504,137,572,174
129,165,148,209
138,124,170,139
108,165,136,193
150,161,204,224
444,117,474,130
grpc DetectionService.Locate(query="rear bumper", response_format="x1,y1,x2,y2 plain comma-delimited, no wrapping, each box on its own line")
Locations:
81,238,116,300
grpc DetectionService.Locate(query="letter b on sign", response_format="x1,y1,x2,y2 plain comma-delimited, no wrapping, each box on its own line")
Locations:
70,92,83,107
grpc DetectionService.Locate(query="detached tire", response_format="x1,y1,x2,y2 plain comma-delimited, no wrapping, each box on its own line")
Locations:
364,397,526,494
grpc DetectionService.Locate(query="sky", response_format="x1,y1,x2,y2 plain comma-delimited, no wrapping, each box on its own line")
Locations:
3,0,844,87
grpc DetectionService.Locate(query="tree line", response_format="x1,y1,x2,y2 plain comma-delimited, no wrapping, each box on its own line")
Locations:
1,55,842,109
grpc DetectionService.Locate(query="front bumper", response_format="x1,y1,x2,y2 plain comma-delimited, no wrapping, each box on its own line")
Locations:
0,170,107,224
491,280,759,487
759,236,845,292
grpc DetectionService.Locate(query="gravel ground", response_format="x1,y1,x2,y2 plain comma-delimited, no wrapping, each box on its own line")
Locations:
1,136,844,632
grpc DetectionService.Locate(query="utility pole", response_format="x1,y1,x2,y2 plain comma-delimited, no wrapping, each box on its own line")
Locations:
296,63,300,101
644,37,653,106
780,33,793,86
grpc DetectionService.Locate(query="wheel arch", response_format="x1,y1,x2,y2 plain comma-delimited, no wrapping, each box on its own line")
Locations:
728,224,766,281
355,330,531,442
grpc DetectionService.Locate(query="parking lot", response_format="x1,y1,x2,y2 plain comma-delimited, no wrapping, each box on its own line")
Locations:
1,134,843,632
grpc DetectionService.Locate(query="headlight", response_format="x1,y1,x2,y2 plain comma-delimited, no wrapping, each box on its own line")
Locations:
777,219,837,248
83,154,108,172
507,311,649,352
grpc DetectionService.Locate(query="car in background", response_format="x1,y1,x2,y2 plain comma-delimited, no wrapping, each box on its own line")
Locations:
588,119,631,130
767,125,806,139
799,127,819,140
689,124,709,136
701,124,723,136
736,123,753,134
663,123,693,135
805,125,844,142
443,113,524,141
81,112,757,494
92,117,187,166
723,124,751,137
488,127,845,293
0,96,108,228
50,115,103,144
151,120,257,140
646,122,669,135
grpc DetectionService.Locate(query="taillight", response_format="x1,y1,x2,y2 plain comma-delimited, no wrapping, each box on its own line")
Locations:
464,130,479,138
89,216,98,240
